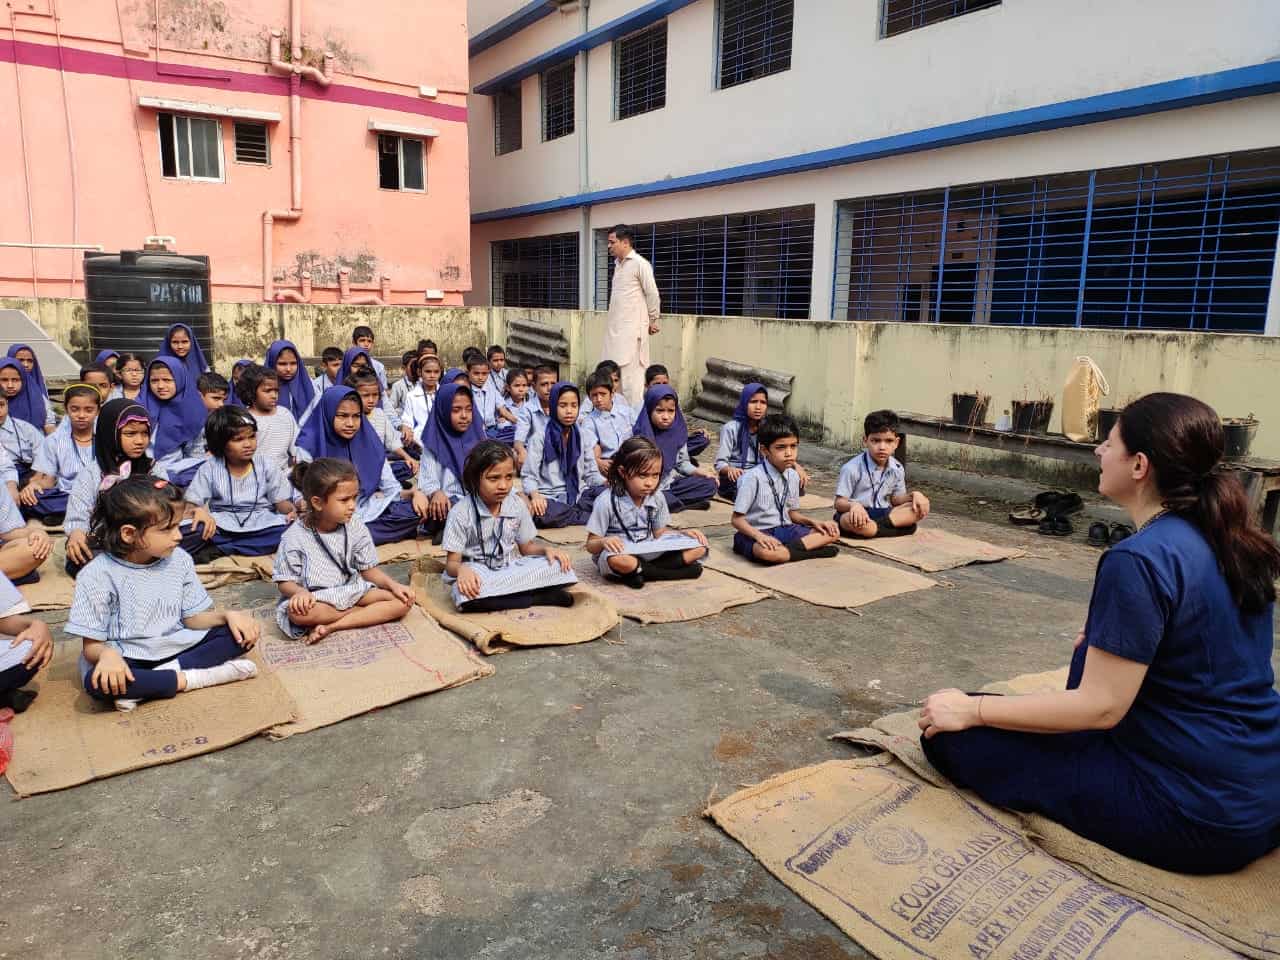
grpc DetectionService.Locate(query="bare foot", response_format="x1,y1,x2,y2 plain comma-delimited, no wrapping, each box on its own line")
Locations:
305,624,332,645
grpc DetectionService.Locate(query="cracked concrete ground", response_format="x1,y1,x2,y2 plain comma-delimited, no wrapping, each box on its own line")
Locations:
4,438,1277,960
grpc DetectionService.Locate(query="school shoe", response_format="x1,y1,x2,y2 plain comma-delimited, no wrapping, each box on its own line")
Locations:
1086,521,1110,548
639,558,703,581
1037,516,1072,537
874,518,917,538
0,688,37,713
786,543,839,562
609,570,645,590
1109,523,1134,545
683,501,713,511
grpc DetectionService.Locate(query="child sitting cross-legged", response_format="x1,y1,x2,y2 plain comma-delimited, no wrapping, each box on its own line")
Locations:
732,414,840,564
835,409,929,539
521,382,602,528
181,406,298,560
272,458,414,644
443,440,576,612
0,570,54,713
645,365,709,459
19,383,99,523
580,370,633,484
348,368,418,484
70,478,260,712
632,385,718,512
585,436,708,589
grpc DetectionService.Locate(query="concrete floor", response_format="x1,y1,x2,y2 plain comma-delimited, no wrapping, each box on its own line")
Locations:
4,451,1276,960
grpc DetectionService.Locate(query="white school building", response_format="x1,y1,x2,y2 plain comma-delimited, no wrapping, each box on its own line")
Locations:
464,0,1280,334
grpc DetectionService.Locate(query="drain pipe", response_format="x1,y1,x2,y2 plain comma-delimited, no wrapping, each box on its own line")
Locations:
338,268,390,306
275,270,312,303
262,2,334,302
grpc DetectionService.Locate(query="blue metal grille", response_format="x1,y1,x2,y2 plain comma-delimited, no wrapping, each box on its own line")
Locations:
596,206,815,319
880,0,1001,38
718,0,793,90
833,149,1280,332
494,84,522,156
615,21,667,120
541,60,575,142
492,233,580,309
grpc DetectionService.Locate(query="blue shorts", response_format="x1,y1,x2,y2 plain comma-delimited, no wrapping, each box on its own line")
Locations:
733,523,809,559
835,506,891,524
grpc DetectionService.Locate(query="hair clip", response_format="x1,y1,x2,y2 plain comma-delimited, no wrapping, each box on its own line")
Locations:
98,461,133,492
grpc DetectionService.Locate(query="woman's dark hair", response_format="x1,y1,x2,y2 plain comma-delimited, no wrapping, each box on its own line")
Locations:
585,370,612,394
461,440,516,494
863,409,900,437
236,363,277,406
91,477,184,558
608,437,662,494
291,458,358,509
345,368,381,391
64,384,102,408
1120,392,1280,614
758,414,799,449
205,405,257,456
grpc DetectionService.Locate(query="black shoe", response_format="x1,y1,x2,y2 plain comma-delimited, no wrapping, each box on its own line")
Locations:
0,687,38,713
683,501,712,511
639,558,703,581
1109,523,1134,545
189,542,224,565
609,570,645,590
875,518,917,537
1038,516,1072,537
1086,521,1110,547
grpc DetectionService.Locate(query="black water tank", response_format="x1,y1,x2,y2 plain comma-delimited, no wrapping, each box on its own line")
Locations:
84,249,213,360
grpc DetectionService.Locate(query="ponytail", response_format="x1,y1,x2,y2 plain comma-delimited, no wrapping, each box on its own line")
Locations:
1120,393,1280,614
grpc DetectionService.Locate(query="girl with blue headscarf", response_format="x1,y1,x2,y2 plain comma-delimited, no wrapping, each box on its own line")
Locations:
266,340,316,420
632,385,718,512
157,323,209,385
417,382,487,538
5,345,55,432
143,356,209,487
520,382,601,528
296,386,429,545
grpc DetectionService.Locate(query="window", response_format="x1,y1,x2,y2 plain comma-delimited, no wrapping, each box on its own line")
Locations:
232,121,270,165
880,0,1001,38
718,0,793,90
596,206,815,319
832,148,1280,333
158,112,223,181
541,61,575,141
377,135,425,191
492,233,580,309
615,21,667,120
494,84,522,155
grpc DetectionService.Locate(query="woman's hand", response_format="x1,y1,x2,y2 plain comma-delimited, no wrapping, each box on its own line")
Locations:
428,490,451,521
15,620,53,671
225,610,260,649
918,689,981,738
545,547,572,572
288,589,316,617
456,564,483,599
529,492,548,517
92,648,134,696
66,529,94,565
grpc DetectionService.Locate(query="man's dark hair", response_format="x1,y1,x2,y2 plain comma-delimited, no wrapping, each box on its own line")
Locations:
609,224,634,244
321,346,343,363
644,363,669,386
486,345,505,360
584,370,613,395
758,414,799,449
352,325,374,342
863,409,901,438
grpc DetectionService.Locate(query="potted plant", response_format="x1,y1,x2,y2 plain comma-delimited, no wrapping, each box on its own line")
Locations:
950,391,990,427
1222,415,1258,461
1011,390,1055,435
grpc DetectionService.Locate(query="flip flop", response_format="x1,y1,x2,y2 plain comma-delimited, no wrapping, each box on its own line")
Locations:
1087,521,1110,547
1109,523,1134,545
1009,506,1046,526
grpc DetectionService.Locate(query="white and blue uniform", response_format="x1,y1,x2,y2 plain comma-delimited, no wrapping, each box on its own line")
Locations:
835,452,906,514
0,416,43,469
416,449,463,504
734,461,801,530
184,455,293,533
272,517,378,638
587,489,692,576
514,401,550,448
580,405,633,470
521,429,593,502
714,420,762,473
64,461,170,536
31,428,94,494
251,407,298,476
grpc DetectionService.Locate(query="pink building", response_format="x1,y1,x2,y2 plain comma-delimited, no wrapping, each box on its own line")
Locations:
1,0,471,305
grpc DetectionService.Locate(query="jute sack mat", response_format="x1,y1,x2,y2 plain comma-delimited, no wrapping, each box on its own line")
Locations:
536,525,588,546
252,602,494,739
840,526,1026,572
834,668,1280,958
703,549,935,610
246,536,443,582
707,759,1243,960
4,644,294,797
412,564,619,656
570,552,767,624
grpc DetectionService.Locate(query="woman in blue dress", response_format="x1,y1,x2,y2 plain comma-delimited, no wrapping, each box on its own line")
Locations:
919,393,1280,874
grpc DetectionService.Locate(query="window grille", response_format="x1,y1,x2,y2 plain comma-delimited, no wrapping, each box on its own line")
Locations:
718,0,793,90
880,0,1000,39
595,206,815,319
832,148,1280,333
377,135,425,191
492,233,580,309
494,84,523,155
232,121,270,164
541,61,575,141
158,113,223,181
615,22,667,120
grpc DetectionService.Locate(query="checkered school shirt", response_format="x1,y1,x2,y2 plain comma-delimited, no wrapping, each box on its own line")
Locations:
32,427,95,492
0,416,42,466
184,454,293,532
64,461,169,535
514,401,550,447
273,516,378,593
580,406,633,461
252,406,298,475
714,420,762,472
733,461,801,529
441,492,535,569
67,550,213,662
586,489,670,544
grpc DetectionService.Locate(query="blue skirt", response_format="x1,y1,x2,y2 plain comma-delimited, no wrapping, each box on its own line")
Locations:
487,424,516,445
179,523,285,558
365,497,423,545
21,488,68,520
663,474,717,512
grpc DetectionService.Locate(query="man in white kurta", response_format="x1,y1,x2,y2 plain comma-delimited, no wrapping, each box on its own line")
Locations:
601,226,660,410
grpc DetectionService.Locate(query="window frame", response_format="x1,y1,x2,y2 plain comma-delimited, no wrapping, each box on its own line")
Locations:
491,232,581,309
377,134,426,193
158,112,225,183
878,0,1002,40
613,20,668,121
540,60,576,142
715,0,795,91
494,83,523,156
231,120,271,166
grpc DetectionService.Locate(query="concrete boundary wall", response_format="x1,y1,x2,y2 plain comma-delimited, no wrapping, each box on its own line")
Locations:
6,297,1276,461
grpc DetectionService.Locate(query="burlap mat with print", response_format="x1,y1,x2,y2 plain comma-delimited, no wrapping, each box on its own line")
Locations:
704,549,935,609
840,526,1027,572
571,552,767,624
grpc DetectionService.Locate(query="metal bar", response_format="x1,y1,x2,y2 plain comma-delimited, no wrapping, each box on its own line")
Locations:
1136,164,1158,328
1074,169,1097,327
1203,155,1231,329
0,242,105,251
933,185,950,322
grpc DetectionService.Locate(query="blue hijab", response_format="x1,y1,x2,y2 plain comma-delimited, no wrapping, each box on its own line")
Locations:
157,323,209,385
731,383,767,466
94,349,121,369
296,386,385,498
227,359,252,407
339,347,372,388
419,383,485,482
542,382,583,503
632,384,688,477
266,340,315,419
143,356,207,459
6,344,48,400
0,358,44,430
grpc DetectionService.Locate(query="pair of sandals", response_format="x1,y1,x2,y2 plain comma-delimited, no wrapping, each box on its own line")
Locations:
1087,521,1134,548
1009,491,1083,537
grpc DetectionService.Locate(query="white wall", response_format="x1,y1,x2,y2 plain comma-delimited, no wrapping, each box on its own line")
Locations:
467,0,1280,215
470,92,1280,318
